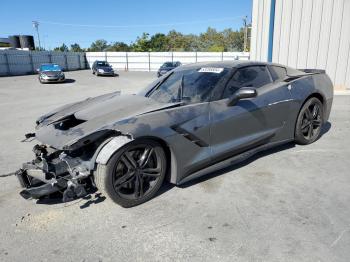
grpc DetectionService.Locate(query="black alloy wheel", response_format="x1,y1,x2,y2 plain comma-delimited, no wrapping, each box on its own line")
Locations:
295,97,324,145
94,139,166,207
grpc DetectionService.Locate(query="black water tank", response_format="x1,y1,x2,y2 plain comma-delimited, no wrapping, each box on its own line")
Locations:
8,35,21,48
19,35,35,50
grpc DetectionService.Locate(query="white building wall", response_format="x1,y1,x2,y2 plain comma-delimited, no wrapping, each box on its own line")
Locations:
250,0,350,90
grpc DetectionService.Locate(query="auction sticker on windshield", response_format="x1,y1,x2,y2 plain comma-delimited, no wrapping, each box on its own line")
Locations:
198,67,224,73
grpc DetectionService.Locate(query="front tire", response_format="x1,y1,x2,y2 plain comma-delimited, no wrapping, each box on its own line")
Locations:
94,139,167,207
295,97,324,145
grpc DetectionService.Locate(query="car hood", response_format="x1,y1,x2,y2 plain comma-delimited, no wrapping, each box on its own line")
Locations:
35,92,180,149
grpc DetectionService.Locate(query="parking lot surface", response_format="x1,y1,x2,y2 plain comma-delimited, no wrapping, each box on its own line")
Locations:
0,70,349,262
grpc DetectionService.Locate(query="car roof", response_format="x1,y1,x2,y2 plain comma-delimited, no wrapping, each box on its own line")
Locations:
175,60,301,74
178,60,270,69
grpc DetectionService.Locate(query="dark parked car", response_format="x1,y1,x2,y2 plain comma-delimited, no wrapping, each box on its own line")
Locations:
17,61,333,207
92,61,115,76
37,64,65,83
157,61,181,77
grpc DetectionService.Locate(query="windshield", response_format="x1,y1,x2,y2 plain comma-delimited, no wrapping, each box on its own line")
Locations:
147,67,230,103
96,61,110,67
40,64,61,71
162,62,175,67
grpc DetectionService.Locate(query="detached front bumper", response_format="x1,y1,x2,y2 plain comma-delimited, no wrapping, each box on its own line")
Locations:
17,144,91,202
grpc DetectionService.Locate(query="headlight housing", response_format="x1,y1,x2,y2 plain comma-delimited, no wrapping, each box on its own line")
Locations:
40,73,48,79
98,69,104,73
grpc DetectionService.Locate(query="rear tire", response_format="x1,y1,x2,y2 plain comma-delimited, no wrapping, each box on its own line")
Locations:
94,139,167,207
295,97,324,145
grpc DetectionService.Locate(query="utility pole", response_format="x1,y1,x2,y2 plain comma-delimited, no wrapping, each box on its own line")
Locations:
243,16,248,52
32,21,41,50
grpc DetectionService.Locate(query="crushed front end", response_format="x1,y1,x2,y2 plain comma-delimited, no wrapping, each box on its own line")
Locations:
17,142,95,202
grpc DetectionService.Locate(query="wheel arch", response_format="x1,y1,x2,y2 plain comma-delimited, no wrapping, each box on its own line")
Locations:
293,92,325,138
94,135,178,184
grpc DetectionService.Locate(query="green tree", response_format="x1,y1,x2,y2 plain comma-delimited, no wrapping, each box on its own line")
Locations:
106,42,130,51
132,33,150,51
85,26,246,52
53,43,69,52
70,43,83,52
88,39,109,51
167,30,187,51
148,33,169,51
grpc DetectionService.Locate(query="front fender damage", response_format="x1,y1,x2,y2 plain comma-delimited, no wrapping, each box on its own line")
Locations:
17,130,134,202
95,135,133,165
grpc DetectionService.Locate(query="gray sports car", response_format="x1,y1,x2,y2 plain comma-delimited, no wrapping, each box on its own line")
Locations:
17,61,333,207
37,64,65,83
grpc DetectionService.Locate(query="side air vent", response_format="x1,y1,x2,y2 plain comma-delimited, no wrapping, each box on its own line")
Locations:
51,115,86,131
171,125,208,147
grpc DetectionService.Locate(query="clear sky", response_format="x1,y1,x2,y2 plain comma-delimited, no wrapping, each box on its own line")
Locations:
1,0,252,49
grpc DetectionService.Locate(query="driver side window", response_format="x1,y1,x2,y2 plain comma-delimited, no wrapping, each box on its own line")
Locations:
222,66,271,99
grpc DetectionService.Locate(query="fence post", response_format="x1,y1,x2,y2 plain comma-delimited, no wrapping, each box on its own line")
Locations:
221,52,224,61
48,52,52,63
29,51,35,73
105,51,107,62
78,53,81,69
171,52,174,63
148,52,151,72
64,52,68,70
4,52,11,75
195,51,197,62
125,52,129,71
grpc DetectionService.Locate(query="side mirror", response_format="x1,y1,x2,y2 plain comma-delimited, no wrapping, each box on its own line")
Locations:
227,87,257,106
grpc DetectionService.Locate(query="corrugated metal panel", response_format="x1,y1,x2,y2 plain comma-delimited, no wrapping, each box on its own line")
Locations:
250,0,259,60
0,50,85,76
334,0,350,88
251,0,350,89
296,0,313,69
326,0,345,85
307,0,324,69
287,0,303,67
316,0,334,69
272,0,283,62
278,0,293,65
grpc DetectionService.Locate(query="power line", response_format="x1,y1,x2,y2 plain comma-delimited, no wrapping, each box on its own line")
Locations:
38,17,243,29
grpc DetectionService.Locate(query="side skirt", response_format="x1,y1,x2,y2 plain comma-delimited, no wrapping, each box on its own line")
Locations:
177,139,293,185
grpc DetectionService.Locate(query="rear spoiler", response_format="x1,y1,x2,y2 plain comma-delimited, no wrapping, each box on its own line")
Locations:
297,69,325,74
284,69,326,82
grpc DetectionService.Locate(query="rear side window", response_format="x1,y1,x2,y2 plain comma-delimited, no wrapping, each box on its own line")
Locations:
269,66,287,81
222,66,272,98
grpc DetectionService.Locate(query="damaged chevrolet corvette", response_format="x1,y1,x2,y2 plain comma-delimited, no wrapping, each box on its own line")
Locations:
16,61,333,207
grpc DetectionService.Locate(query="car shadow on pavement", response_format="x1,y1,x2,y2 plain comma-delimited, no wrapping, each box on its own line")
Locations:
62,79,75,83
320,121,331,137
36,187,106,208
